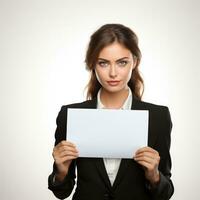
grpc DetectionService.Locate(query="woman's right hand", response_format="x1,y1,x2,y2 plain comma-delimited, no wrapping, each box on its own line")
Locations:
52,140,79,181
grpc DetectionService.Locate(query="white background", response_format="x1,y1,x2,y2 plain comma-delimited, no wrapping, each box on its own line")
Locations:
0,0,199,199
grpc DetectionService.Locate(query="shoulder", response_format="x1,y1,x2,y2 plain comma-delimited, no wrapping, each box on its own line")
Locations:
55,99,96,125
57,98,97,115
134,99,170,113
61,98,96,110
139,100,172,129
134,99,172,124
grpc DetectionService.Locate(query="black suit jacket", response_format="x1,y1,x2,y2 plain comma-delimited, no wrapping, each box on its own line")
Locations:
48,97,174,200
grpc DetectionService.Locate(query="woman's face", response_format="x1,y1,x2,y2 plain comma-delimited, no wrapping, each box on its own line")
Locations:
95,42,136,93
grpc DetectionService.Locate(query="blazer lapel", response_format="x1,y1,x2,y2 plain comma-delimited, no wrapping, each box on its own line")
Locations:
94,158,113,189
112,159,129,189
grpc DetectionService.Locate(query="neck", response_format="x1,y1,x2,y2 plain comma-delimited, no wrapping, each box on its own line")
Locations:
100,87,129,109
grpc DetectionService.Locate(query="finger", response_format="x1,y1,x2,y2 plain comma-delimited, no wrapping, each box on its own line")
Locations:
59,150,79,158
134,154,160,165
55,155,78,164
54,150,79,161
55,145,79,154
54,143,78,154
134,151,159,160
56,140,77,148
134,151,160,163
135,160,154,170
135,147,158,155
53,148,79,159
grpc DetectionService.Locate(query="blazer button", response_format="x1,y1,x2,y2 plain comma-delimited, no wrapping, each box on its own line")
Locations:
104,193,109,200
104,193,114,200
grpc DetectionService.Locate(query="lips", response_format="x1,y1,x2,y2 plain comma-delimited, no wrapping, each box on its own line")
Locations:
107,81,120,86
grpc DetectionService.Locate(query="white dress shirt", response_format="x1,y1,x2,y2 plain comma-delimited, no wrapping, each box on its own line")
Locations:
97,87,133,185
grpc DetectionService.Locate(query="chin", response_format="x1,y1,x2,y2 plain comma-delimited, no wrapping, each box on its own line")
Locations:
103,85,125,93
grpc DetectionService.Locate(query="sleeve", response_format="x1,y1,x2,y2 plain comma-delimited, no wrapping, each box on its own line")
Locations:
48,106,76,199
148,106,174,200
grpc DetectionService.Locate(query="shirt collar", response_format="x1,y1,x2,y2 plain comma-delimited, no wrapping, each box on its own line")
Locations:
97,87,132,110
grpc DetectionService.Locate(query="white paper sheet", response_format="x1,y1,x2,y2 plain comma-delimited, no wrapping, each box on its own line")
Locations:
67,108,148,158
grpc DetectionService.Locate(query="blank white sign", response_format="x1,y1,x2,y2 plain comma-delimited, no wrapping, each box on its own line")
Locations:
67,108,148,158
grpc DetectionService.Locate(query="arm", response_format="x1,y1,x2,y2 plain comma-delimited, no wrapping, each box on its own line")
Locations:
48,106,77,199
151,107,174,199
135,107,174,200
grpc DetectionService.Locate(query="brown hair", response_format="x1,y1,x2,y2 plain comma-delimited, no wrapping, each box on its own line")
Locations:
84,24,144,100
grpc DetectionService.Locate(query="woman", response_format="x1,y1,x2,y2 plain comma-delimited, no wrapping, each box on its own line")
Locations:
48,24,174,200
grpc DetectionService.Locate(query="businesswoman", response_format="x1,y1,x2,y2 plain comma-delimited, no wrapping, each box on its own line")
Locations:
48,24,174,200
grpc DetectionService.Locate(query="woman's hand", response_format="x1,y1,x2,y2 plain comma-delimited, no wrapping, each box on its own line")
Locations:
52,140,79,181
134,146,160,186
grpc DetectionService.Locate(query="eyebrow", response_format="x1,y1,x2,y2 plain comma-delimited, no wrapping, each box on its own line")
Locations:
97,57,130,62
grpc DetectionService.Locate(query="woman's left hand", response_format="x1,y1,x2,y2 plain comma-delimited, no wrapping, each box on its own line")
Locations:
134,146,160,185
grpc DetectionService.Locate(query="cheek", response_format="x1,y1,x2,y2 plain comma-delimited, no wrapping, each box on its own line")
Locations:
127,69,133,80
121,68,133,82
95,69,104,84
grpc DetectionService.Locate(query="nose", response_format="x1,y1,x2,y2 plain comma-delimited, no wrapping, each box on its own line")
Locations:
109,64,117,78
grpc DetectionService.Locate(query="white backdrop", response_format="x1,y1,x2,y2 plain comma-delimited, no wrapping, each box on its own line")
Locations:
0,0,200,199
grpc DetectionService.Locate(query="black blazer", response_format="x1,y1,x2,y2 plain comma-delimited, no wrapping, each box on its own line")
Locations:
48,97,174,200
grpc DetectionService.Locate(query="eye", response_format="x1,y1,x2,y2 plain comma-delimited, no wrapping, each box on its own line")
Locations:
97,61,109,67
117,60,128,66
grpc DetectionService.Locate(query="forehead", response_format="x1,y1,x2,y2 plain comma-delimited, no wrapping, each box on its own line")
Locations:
98,42,132,60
